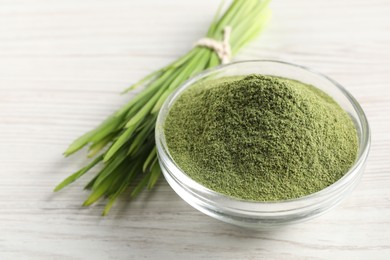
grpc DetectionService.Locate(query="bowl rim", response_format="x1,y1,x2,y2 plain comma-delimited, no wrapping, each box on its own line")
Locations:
155,59,371,206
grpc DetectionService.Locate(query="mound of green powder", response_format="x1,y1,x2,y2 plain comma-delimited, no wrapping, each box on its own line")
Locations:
164,75,358,201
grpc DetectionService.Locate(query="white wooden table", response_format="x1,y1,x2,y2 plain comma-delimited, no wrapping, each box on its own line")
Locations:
1,0,389,259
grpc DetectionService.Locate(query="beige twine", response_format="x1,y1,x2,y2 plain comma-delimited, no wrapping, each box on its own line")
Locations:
195,26,232,64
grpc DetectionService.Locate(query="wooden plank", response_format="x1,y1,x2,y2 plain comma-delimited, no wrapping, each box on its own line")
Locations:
0,0,389,258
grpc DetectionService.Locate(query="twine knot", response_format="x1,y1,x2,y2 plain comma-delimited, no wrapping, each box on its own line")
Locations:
195,26,232,64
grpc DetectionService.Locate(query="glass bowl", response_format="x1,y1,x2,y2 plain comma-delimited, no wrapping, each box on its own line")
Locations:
155,60,370,229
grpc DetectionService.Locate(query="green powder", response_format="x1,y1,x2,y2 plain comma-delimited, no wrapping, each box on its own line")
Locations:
164,75,359,201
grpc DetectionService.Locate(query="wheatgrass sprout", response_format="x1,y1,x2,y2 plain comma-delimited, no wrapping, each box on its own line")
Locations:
55,0,272,215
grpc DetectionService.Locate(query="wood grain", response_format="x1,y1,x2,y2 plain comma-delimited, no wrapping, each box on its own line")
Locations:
0,0,389,259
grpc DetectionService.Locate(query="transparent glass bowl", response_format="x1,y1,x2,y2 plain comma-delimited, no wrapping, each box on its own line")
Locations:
155,60,370,229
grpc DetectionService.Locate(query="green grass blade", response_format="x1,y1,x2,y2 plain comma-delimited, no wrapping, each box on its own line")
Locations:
130,172,151,198
88,133,114,158
102,164,140,215
206,0,226,36
127,122,155,156
142,147,156,173
63,131,95,156
121,69,163,94
83,173,118,206
54,154,104,191
102,197,117,216
84,175,98,190
94,148,128,188
103,126,136,162
147,161,161,190
124,85,166,129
